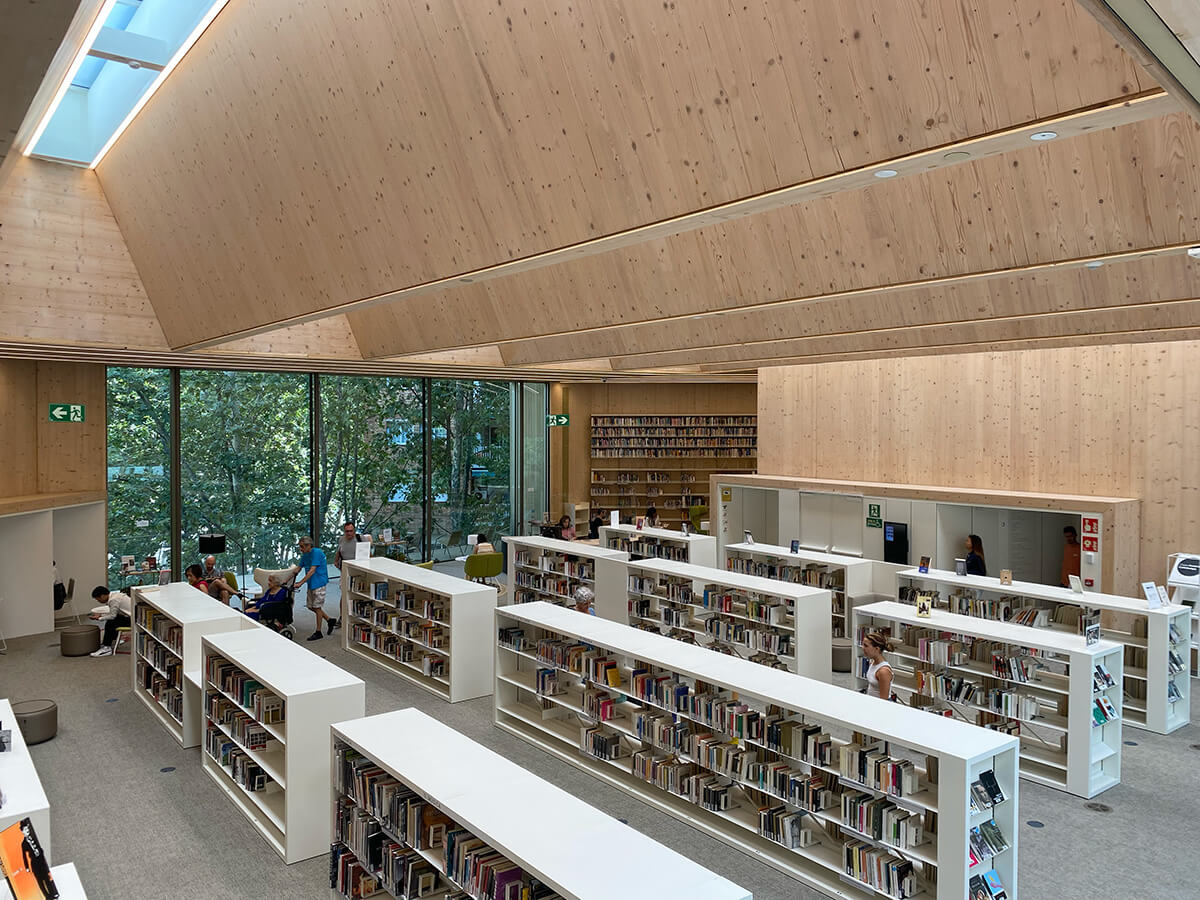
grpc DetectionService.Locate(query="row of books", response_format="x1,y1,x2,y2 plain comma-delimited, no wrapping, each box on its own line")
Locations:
135,604,183,655
727,556,849,591
207,694,273,751
514,552,595,581
609,538,690,562
704,617,794,656
136,660,183,724
206,724,272,791
352,626,447,678
206,656,286,725
842,839,918,899
513,571,574,598
136,633,182,688
593,448,758,458
591,426,758,437
591,438,757,449
373,608,448,650
580,724,623,760
590,415,756,426
702,588,791,625
841,792,925,848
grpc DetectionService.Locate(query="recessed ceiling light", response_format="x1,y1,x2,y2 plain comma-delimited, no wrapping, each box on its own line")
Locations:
1084,260,1104,269
873,169,899,179
943,151,971,161
1030,131,1058,142
1188,247,1200,259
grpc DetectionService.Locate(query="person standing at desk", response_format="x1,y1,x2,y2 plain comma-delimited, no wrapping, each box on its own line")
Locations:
1060,525,1081,587
964,534,987,577
334,521,372,570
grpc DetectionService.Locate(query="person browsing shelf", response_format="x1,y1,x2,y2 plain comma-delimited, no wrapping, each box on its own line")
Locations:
861,631,894,700
557,515,576,541
573,586,596,615
294,536,338,641
1060,525,1081,587
644,505,660,528
964,534,987,577
88,585,133,657
334,521,372,570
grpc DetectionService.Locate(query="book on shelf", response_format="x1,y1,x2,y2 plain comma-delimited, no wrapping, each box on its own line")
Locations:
983,868,1009,900
0,817,55,900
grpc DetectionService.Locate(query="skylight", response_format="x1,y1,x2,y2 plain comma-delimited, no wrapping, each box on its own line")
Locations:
25,0,231,168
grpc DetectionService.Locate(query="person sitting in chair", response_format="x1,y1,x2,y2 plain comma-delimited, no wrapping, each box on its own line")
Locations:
200,554,242,604
473,533,496,554
243,573,288,621
557,515,576,541
88,585,132,657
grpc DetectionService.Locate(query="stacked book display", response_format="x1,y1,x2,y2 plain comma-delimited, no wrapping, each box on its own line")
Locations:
495,601,1019,899
599,524,717,567
504,535,628,620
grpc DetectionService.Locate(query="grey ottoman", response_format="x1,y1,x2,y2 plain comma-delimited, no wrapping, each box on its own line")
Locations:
12,699,57,744
61,625,100,656
832,637,853,673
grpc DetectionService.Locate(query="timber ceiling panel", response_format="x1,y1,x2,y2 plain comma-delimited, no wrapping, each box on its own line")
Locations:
95,0,1152,347
348,110,1200,356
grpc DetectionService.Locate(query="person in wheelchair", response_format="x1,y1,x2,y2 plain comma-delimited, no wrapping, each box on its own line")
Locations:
244,568,298,639
243,573,288,621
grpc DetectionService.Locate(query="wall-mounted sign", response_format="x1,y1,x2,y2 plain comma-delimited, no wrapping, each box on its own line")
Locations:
1081,516,1100,535
546,414,569,426
1082,536,1098,552
865,517,883,528
720,487,732,503
48,403,84,422
868,503,881,518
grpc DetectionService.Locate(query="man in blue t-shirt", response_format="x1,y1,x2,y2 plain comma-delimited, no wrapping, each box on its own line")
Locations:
294,535,337,641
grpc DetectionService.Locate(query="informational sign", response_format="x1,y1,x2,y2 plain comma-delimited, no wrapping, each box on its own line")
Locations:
868,503,881,518
1142,582,1161,609
48,403,84,422
546,414,569,427
1082,536,1098,552
865,517,883,528
720,487,732,503
1081,516,1100,535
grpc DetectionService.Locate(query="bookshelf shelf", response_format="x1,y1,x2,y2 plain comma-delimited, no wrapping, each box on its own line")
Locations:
854,600,1123,799
129,583,254,748
504,535,629,620
341,558,497,703
0,698,52,864
895,569,1190,735
725,543,876,644
330,707,751,900
589,414,757,525
495,601,1019,900
600,524,718,567
623,557,832,679
200,628,364,864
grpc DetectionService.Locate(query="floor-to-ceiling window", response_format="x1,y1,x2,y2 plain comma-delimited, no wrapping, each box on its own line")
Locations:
429,380,512,559
519,383,549,530
318,375,425,561
106,367,172,582
179,370,311,579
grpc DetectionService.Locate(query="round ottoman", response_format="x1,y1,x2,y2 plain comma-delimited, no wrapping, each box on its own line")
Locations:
832,637,853,673
12,699,58,744
61,625,100,656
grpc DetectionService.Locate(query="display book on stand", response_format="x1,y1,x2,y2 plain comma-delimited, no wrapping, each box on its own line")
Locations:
624,556,832,680
329,707,751,900
598,523,718,567
1166,551,1200,677
893,568,1189,735
494,601,1019,900
853,600,1123,800
129,583,255,748
200,627,365,864
725,542,875,644
341,557,497,703
504,535,628,620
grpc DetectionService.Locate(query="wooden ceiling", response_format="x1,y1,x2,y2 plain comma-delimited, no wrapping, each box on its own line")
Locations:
4,0,1200,377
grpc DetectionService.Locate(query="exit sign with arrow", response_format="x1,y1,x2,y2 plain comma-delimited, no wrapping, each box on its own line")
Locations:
546,414,569,427
49,403,85,423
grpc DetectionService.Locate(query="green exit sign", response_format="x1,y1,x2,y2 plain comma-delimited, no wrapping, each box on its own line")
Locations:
48,403,85,423
868,503,881,518
866,517,883,528
546,414,569,427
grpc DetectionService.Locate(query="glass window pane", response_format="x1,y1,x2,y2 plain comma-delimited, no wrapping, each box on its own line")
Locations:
106,367,171,585
521,383,549,532
179,370,311,580
318,375,425,564
430,380,511,560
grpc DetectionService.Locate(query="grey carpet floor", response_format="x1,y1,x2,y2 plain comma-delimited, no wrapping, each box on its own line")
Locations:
3,600,1194,900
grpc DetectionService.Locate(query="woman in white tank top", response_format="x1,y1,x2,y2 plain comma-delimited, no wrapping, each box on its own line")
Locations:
861,631,894,700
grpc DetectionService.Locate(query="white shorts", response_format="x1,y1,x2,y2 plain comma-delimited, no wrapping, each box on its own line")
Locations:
305,585,327,611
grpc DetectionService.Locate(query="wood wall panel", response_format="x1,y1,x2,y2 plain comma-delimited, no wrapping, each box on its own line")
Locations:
354,112,1200,357
0,361,40,497
95,0,1151,346
556,383,757,510
0,157,165,349
35,361,106,493
757,341,1200,583
211,315,361,359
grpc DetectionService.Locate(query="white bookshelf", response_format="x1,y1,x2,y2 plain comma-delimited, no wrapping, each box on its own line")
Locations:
330,707,751,900
625,557,831,680
600,523,718,567
200,628,365,864
495,601,1019,900
505,535,628,620
895,568,1190,735
130,583,254,747
725,543,876,643
0,698,52,863
341,557,497,702
854,600,1122,800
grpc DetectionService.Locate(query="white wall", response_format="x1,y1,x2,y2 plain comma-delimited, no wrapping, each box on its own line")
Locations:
53,502,106,605
0,511,55,638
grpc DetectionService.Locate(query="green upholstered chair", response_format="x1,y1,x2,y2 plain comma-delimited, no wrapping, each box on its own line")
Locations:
689,505,710,535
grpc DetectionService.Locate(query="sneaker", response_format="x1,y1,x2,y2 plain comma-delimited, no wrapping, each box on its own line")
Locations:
90,645,114,657
306,631,323,642
326,617,340,635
